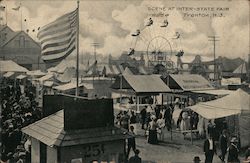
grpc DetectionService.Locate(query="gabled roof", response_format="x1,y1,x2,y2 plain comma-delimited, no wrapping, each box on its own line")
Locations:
22,110,132,147
1,31,40,48
169,74,214,91
189,89,250,119
0,60,28,72
114,74,171,94
0,25,13,33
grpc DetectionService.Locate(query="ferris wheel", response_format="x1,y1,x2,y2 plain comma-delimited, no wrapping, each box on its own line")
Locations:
128,17,184,69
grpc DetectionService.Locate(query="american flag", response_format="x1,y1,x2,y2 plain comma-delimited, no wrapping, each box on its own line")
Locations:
37,9,78,63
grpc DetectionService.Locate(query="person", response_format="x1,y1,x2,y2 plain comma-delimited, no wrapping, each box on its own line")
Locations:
140,107,146,129
204,134,216,163
128,149,141,163
219,130,228,162
164,106,172,131
130,111,136,124
120,111,130,130
193,156,201,163
227,137,240,163
148,116,158,144
207,120,216,139
244,146,250,160
127,126,136,158
156,113,165,141
180,111,190,132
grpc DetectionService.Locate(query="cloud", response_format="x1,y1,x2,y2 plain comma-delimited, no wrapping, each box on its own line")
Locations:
211,0,249,59
3,0,249,61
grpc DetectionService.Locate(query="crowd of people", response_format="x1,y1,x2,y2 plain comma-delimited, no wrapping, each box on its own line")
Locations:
0,79,42,163
115,96,250,163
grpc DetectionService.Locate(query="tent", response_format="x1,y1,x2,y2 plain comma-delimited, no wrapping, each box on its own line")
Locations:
189,89,249,119
0,60,28,72
189,89,250,147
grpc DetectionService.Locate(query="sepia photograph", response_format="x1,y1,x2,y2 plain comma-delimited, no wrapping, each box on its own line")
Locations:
0,0,249,162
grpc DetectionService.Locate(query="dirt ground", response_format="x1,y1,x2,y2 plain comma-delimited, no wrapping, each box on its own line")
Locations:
129,126,245,163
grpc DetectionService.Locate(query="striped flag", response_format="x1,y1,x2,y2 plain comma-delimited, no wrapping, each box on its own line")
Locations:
37,9,78,63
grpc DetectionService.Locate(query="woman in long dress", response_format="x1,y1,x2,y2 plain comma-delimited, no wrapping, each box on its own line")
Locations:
180,111,190,131
148,116,158,144
156,113,165,141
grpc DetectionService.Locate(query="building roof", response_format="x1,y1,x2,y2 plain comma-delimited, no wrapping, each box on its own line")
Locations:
1,30,40,48
53,82,83,91
169,74,214,91
123,74,171,94
22,110,132,147
0,60,29,72
233,62,247,74
189,89,250,119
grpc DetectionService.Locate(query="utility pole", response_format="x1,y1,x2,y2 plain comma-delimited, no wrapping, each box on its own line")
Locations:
208,36,220,82
91,42,100,62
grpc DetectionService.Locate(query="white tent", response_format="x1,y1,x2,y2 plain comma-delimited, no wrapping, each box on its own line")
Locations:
0,60,28,72
189,89,250,147
189,89,250,119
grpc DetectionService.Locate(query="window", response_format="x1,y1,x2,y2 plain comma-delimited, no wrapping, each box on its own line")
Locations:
25,40,30,47
19,36,25,48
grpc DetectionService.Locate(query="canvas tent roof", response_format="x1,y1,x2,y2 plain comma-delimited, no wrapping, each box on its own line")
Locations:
3,72,14,78
38,74,53,82
53,82,84,91
16,74,27,79
233,62,247,74
27,70,46,76
168,74,214,91
0,60,28,72
192,89,234,96
119,74,171,94
189,89,250,119
43,81,54,87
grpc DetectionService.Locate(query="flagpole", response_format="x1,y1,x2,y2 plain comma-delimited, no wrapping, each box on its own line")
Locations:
5,3,7,25
75,0,79,96
20,2,22,31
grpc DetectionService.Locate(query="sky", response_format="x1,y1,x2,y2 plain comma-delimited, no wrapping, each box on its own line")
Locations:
0,0,249,62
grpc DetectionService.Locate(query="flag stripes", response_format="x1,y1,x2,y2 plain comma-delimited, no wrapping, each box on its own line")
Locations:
37,8,77,63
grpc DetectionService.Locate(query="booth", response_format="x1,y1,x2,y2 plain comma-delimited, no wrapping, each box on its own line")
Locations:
189,89,250,147
22,95,132,163
111,74,171,113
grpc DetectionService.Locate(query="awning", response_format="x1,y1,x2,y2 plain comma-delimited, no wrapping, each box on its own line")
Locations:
168,74,214,91
53,82,84,91
0,60,28,72
3,72,14,78
82,83,94,90
112,74,171,94
189,89,250,119
38,74,53,82
43,81,54,87
16,74,27,80
27,70,46,76
192,89,234,95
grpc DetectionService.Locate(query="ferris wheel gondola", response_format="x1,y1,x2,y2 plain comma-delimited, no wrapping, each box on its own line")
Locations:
127,17,184,69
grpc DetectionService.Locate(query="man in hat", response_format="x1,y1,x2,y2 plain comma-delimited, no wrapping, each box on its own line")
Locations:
219,129,228,162
128,149,141,163
127,126,136,159
193,156,201,163
204,134,216,163
227,137,240,163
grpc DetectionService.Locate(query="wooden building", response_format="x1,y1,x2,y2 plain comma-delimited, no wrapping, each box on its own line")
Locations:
0,25,44,70
22,95,132,163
